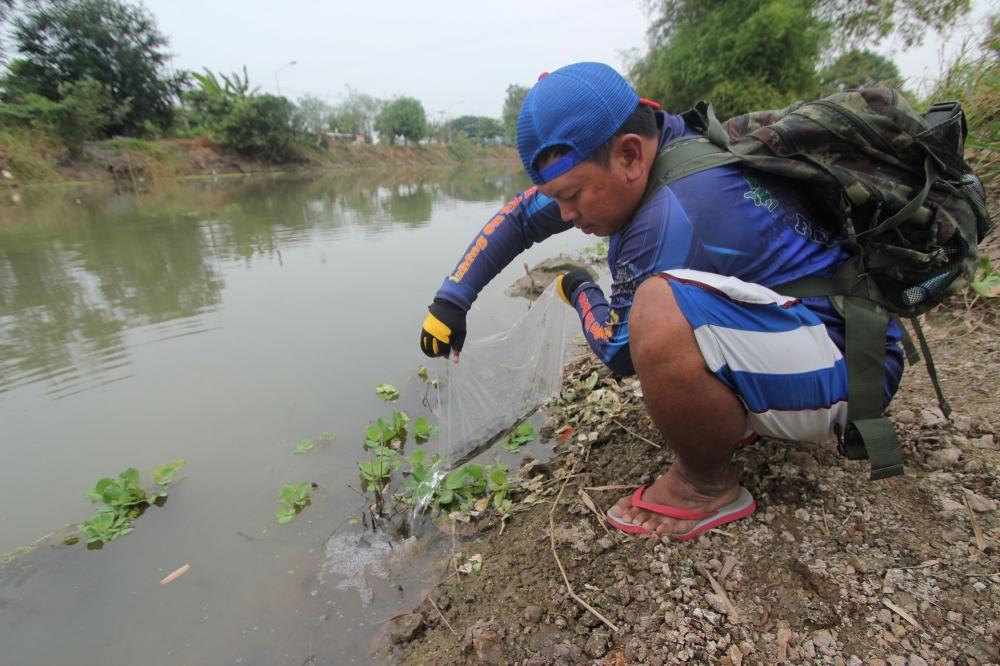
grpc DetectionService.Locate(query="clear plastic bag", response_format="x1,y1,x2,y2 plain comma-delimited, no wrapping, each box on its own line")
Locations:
438,282,575,463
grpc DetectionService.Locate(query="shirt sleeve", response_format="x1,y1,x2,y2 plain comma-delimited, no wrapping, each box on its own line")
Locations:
564,188,697,376
433,187,571,310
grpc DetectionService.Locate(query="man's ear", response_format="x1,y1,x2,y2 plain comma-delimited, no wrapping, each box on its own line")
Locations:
616,134,648,183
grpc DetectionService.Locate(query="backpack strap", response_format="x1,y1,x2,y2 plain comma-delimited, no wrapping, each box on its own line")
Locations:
637,102,740,211
777,259,904,480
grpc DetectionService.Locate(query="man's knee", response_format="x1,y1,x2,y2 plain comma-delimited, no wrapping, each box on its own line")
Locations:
630,276,690,370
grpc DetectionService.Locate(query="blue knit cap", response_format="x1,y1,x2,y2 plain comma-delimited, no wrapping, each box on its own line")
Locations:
516,62,640,185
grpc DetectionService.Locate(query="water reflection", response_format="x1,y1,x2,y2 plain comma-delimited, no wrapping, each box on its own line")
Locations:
0,164,523,397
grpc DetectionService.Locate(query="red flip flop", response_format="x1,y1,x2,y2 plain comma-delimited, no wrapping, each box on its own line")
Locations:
606,485,756,540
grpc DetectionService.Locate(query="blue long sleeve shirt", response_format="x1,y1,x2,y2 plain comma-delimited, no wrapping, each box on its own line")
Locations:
434,111,903,389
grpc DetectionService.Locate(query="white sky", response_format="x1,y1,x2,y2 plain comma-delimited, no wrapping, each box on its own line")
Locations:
142,0,996,119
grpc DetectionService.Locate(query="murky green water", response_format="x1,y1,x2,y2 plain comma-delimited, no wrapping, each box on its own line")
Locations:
0,167,587,665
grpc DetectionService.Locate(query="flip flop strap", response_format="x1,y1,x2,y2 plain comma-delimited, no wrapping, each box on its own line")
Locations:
630,485,715,521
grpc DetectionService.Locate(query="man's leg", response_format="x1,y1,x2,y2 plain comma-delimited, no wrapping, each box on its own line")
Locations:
610,276,748,536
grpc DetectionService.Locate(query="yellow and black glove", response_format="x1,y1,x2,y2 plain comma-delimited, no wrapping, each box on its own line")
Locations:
555,267,593,306
420,300,467,358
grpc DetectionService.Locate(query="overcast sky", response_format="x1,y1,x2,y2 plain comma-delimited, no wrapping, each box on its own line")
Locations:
142,0,995,119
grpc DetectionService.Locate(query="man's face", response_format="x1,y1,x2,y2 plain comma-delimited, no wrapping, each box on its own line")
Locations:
537,153,635,237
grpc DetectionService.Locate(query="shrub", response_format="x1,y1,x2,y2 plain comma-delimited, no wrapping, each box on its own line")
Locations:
219,94,299,162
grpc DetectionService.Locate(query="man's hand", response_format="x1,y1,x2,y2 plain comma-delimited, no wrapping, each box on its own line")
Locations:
556,267,593,305
420,300,467,360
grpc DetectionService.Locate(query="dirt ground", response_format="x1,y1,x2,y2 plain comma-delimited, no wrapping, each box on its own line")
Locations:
388,232,1000,662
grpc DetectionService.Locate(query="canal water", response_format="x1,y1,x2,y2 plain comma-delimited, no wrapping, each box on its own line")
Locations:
0,166,590,665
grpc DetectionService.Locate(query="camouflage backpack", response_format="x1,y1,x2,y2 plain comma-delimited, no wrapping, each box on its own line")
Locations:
644,88,993,479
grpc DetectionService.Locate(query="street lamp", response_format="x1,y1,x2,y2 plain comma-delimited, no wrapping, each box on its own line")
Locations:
274,60,297,96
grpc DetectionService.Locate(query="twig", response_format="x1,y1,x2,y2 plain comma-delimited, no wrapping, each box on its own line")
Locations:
962,490,987,551
578,488,614,539
720,556,737,582
841,510,856,528
159,563,190,586
820,511,830,537
549,467,619,633
920,597,981,636
612,419,661,449
695,562,742,623
584,484,641,492
429,597,458,635
883,598,921,631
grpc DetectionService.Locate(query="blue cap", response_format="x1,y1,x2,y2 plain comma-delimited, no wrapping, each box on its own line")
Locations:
516,62,640,185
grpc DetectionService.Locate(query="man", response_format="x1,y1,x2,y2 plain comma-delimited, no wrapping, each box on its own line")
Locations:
419,62,903,540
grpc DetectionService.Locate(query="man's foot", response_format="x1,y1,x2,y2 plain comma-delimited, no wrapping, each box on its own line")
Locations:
606,464,746,538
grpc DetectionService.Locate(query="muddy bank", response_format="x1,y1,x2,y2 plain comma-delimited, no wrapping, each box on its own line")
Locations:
0,137,518,187
389,234,1000,663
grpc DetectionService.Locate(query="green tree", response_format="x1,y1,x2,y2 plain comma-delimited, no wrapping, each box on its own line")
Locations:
633,0,973,118
632,0,826,119
818,50,903,95
447,115,503,142
294,95,334,146
220,94,298,161
5,0,184,135
501,83,529,141
180,67,256,136
376,96,427,145
329,87,381,143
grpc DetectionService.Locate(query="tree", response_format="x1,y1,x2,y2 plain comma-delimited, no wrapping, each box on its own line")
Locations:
0,0,15,61
181,67,256,136
643,0,970,51
220,94,298,161
330,87,381,143
818,50,903,95
631,0,827,119
5,0,184,135
447,115,503,142
376,96,427,145
501,84,529,141
294,95,334,145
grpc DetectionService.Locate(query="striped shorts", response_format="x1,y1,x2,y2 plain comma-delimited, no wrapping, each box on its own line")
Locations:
659,269,848,443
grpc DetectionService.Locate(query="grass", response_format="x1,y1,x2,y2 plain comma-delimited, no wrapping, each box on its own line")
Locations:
924,16,999,183
0,128,61,182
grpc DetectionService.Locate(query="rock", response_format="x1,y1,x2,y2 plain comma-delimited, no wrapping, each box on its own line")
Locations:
786,451,820,473
907,655,928,666
523,605,544,624
894,410,916,425
971,434,997,450
926,446,961,469
1,169,12,180
920,408,945,427
584,631,608,659
966,639,1000,663
552,641,583,662
463,619,504,664
625,637,648,663
964,490,997,512
813,629,837,654
953,414,975,433
887,657,906,666
389,613,424,644
705,593,729,615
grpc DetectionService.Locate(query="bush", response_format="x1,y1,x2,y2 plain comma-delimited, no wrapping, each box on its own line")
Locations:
219,94,299,162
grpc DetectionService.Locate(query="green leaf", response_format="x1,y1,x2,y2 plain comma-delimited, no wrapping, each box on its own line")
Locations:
376,384,400,401
582,371,600,391
294,439,314,454
501,421,535,453
119,468,141,490
275,507,296,524
153,459,186,486
413,416,440,441
972,257,1000,298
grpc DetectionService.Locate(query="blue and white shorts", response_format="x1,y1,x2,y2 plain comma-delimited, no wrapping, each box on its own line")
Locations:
659,269,848,443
